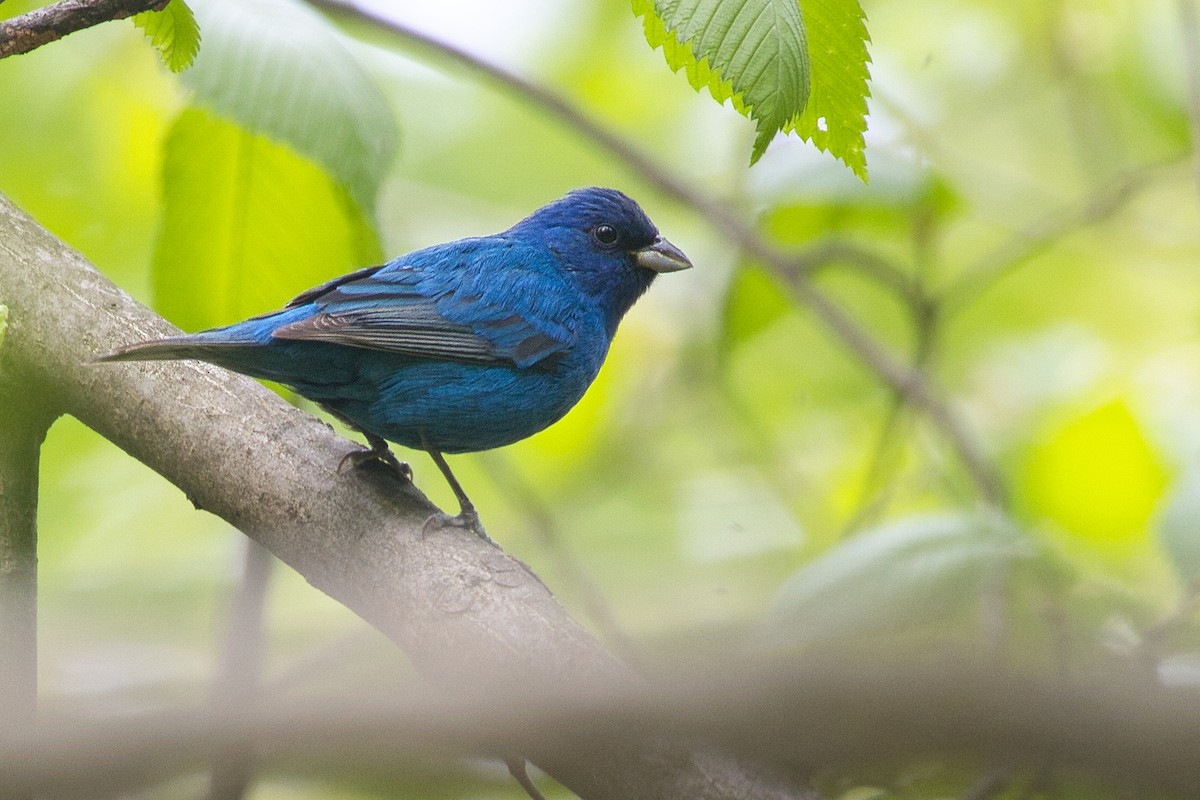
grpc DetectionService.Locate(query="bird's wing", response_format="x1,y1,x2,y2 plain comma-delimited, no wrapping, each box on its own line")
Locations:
271,242,576,369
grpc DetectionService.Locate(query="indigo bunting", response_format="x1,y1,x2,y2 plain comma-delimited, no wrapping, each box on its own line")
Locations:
103,187,692,538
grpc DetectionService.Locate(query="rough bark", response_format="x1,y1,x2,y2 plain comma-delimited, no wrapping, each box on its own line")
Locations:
0,0,168,60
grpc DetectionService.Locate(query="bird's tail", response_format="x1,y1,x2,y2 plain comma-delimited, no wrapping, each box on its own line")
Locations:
97,336,247,364
98,309,297,366
96,312,337,387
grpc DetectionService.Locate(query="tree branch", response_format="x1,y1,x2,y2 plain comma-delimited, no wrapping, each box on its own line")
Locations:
0,193,811,799
0,0,167,60
5,658,1200,797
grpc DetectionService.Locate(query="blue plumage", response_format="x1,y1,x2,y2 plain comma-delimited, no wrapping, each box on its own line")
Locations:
103,187,691,536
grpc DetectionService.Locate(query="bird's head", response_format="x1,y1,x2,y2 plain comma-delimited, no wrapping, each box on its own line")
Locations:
510,187,692,335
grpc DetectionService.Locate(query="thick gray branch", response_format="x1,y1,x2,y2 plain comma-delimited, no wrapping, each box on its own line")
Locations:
0,194,807,799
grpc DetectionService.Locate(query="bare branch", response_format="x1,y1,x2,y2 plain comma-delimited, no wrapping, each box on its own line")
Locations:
0,193,810,800
0,0,167,60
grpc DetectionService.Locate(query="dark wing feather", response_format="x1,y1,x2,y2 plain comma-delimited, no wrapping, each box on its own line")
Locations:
284,264,385,308
273,305,499,364
271,245,576,368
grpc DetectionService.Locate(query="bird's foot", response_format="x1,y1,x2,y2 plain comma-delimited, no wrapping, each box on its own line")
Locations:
338,445,412,483
421,506,496,547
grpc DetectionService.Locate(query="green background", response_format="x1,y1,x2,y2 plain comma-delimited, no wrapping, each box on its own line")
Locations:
5,0,1200,797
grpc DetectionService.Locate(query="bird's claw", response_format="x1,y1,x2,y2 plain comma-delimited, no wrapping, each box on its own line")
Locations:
338,446,412,482
421,508,497,547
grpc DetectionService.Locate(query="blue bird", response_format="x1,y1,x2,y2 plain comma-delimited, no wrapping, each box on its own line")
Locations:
102,187,692,538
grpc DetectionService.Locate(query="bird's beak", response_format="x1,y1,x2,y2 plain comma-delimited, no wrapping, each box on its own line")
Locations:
633,236,693,273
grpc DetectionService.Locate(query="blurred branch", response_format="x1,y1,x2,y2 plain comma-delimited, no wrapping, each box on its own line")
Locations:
208,540,275,800
841,278,940,534
506,757,550,800
0,192,811,800
7,658,1200,797
1178,0,1200,196
0,0,167,60
305,0,1007,508
792,238,925,314
944,160,1170,311
0,382,52,800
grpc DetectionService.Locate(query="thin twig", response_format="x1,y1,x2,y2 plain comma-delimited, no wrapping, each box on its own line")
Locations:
944,161,1171,311
0,0,167,60
792,238,924,314
841,285,940,534
305,0,1007,508
476,452,644,671
506,757,550,800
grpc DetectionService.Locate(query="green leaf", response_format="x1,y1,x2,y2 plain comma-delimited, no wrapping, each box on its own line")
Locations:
152,107,382,332
785,0,871,180
0,304,8,352
634,0,870,178
133,0,201,73
757,513,1030,649
1158,472,1200,589
634,0,808,163
183,0,398,212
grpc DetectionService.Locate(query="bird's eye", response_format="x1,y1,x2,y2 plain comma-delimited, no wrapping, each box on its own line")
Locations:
592,224,619,247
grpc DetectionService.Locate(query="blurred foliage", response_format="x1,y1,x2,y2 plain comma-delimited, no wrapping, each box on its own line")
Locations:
5,0,1200,797
154,106,381,331
184,0,398,212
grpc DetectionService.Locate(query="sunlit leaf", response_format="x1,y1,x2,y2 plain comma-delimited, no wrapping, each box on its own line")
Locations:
633,0,870,177
152,107,382,331
757,513,1029,648
786,0,871,180
634,0,807,164
133,0,201,73
0,304,7,351
1157,472,1200,588
1023,400,1168,553
184,0,397,212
